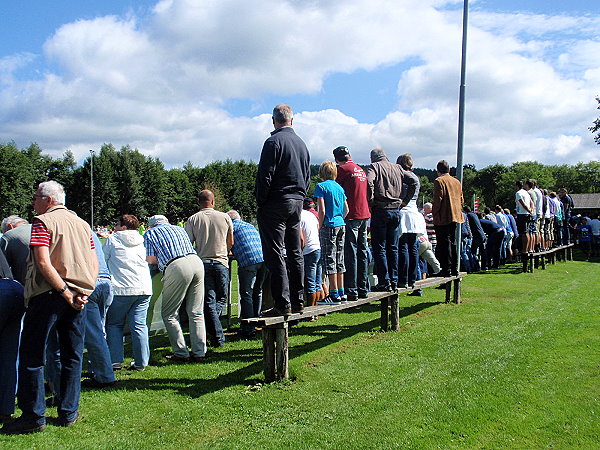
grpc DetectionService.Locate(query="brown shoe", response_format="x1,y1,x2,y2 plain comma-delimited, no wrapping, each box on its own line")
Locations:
261,307,292,318
190,356,206,363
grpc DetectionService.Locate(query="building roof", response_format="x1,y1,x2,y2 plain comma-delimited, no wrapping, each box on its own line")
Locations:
571,193,600,210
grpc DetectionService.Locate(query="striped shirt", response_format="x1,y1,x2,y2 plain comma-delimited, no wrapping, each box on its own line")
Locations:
30,220,95,249
423,212,436,245
143,223,195,272
231,220,263,268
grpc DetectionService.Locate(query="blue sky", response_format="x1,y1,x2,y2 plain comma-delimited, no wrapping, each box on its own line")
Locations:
0,0,598,169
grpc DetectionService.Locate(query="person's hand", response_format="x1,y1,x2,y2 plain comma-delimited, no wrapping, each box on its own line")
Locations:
72,293,89,310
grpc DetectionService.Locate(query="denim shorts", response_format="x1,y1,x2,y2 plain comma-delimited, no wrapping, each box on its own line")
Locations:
319,225,345,274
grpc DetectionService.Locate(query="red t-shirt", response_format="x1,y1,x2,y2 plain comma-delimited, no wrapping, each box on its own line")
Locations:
336,160,371,220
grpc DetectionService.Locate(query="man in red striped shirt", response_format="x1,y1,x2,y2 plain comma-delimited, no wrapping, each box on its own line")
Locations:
2,181,98,435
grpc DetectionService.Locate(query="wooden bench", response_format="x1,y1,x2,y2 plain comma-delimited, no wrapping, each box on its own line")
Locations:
242,273,466,382
521,243,574,273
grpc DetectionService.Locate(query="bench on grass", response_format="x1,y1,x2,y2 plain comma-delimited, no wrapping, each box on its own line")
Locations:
521,243,574,273
242,273,466,382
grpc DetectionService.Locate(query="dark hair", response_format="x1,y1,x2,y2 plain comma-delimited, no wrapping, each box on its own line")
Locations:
397,153,413,170
515,180,523,189
333,146,350,162
437,160,450,174
463,205,472,213
118,214,139,230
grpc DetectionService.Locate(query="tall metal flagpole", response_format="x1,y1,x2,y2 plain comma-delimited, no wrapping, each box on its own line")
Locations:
455,0,469,275
90,149,95,229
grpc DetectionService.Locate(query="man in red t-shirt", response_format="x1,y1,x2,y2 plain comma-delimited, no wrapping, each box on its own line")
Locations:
334,146,371,300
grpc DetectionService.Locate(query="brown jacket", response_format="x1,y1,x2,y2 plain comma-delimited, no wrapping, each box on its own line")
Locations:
25,205,98,302
432,174,464,226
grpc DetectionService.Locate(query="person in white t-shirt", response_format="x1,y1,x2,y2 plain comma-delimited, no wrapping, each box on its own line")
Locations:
514,181,533,253
300,207,322,307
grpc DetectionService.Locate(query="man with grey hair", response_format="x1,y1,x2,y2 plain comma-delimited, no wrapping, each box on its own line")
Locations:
367,148,417,292
256,104,310,317
2,181,98,434
0,216,31,285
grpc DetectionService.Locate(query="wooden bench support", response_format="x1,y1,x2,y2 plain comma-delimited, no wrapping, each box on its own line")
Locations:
262,323,288,382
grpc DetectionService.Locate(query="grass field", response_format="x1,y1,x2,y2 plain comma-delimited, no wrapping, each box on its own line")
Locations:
2,256,598,449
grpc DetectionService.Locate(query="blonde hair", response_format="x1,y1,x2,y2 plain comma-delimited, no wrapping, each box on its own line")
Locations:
319,160,337,180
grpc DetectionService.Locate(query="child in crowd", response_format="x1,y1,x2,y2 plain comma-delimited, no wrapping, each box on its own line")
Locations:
314,161,348,304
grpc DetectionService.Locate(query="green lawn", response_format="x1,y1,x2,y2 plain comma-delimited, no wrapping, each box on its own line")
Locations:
2,258,599,449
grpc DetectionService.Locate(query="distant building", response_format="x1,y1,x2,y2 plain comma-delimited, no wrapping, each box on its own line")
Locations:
570,193,600,217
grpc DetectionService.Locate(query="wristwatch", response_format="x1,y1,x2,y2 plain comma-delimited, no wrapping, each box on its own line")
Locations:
57,285,69,294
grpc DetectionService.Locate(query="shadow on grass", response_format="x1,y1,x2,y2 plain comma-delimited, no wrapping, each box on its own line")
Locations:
101,298,445,399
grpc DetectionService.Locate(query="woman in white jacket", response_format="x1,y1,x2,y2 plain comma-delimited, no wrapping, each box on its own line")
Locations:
104,215,153,370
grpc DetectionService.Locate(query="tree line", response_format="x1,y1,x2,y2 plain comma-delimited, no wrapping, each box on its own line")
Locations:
1,141,598,226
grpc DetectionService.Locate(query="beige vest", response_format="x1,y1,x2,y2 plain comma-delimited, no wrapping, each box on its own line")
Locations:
25,205,97,302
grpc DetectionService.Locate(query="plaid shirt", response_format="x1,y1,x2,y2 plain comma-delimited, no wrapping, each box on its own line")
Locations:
424,212,437,245
144,223,195,272
231,219,263,268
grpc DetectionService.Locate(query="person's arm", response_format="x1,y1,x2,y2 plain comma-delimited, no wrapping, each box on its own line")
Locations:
317,197,326,228
227,230,234,252
300,228,306,249
255,140,277,207
401,170,418,207
432,179,443,221
366,165,375,205
343,200,349,218
146,255,158,265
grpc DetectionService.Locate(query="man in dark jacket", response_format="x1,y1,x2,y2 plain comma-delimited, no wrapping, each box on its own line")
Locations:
463,206,487,271
479,215,505,269
366,148,417,291
255,104,310,316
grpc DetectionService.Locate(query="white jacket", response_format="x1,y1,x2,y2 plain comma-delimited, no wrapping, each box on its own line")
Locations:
103,230,152,296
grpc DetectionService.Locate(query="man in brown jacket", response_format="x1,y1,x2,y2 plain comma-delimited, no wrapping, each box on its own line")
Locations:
432,160,464,277
2,181,98,435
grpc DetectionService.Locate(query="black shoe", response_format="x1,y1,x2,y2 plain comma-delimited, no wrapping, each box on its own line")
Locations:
261,307,292,318
358,292,369,299
1,417,46,434
58,412,80,427
0,414,13,424
291,304,305,314
81,378,115,389
372,283,392,292
407,290,422,297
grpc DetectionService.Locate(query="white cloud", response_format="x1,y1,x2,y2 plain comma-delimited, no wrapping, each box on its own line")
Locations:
0,0,598,170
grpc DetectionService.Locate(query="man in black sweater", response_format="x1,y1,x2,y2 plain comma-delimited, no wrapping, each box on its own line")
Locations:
255,104,311,316
463,206,487,271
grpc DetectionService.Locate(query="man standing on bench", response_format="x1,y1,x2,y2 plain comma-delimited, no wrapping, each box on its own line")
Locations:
432,160,464,277
256,104,311,317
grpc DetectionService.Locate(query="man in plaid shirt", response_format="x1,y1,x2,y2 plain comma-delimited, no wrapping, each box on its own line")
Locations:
227,211,265,339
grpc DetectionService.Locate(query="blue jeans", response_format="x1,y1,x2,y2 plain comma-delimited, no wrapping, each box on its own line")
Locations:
84,278,115,383
0,280,25,415
106,295,151,368
460,236,473,273
303,250,321,294
238,262,267,335
370,208,401,287
344,218,370,298
18,291,86,425
398,233,419,287
203,261,227,346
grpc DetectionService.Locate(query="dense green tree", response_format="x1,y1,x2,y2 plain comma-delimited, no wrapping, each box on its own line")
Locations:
590,96,600,145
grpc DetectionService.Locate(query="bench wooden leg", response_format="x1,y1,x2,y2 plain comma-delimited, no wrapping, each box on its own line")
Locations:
390,293,399,331
445,282,451,303
541,254,546,270
522,255,528,273
380,296,389,331
568,246,573,261
262,323,289,382
453,278,461,304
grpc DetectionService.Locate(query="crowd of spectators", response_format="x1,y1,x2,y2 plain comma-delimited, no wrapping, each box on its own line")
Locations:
0,104,595,434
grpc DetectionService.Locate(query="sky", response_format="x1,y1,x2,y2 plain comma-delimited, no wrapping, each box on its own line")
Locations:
0,0,598,170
